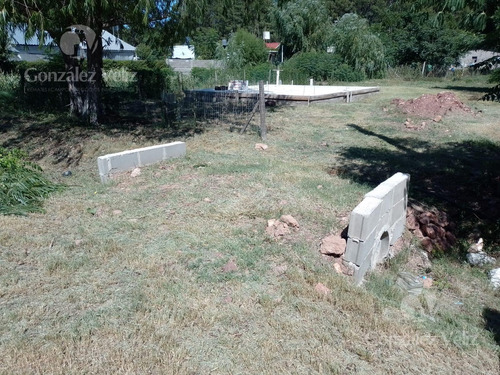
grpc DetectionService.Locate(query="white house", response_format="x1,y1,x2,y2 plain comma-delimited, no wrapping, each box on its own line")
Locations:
171,45,195,60
9,27,136,61
459,50,500,67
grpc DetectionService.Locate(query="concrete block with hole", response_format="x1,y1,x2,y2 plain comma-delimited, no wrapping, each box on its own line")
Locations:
345,172,410,284
97,141,186,183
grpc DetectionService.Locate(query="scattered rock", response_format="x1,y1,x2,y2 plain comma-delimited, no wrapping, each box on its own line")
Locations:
280,214,299,228
266,216,300,239
421,276,433,289
112,209,122,216
255,143,268,151
317,185,323,189
203,197,212,203
74,239,83,246
468,238,483,253
222,260,238,273
407,205,456,254
272,264,288,276
466,252,495,267
62,170,72,177
314,282,331,296
333,263,343,274
433,115,442,123
489,268,500,289
130,167,141,177
320,234,346,256
342,260,356,276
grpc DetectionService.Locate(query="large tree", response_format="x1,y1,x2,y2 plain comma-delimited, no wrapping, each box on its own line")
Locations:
0,1,169,124
273,0,333,54
414,0,500,51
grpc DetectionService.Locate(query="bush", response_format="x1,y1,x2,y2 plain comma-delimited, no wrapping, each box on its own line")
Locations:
245,63,273,84
0,147,63,215
0,72,20,92
217,29,268,70
103,60,174,99
281,52,364,83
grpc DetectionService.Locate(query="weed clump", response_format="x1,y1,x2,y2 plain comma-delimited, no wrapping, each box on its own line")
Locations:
0,147,63,215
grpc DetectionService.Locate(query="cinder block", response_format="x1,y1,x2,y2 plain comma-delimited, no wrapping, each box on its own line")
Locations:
97,141,186,183
390,216,406,245
138,146,165,166
344,237,361,263
346,172,409,284
381,172,409,207
391,197,406,226
109,152,140,171
365,182,393,215
347,197,383,241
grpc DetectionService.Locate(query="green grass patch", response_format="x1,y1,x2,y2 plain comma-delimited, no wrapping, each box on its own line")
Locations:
0,147,63,215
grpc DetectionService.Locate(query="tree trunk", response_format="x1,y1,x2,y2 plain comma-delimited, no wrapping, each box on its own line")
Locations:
87,25,103,125
63,53,89,119
61,25,103,124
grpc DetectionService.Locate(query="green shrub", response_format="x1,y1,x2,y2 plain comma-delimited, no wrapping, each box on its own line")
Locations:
0,147,63,215
217,29,268,70
103,67,136,90
103,60,174,98
245,63,273,84
0,73,20,92
281,52,364,83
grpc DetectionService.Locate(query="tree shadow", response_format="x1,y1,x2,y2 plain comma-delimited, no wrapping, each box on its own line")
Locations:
483,308,500,346
433,85,491,94
332,124,500,248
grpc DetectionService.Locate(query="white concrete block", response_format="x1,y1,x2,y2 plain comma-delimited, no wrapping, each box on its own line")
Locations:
97,141,186,183
390,216,406,245
344,237,360,263
109,152,140,171
346,172,409,284
347,197,383,241
382,173,409,207
365,182,393,215
391,197,406,226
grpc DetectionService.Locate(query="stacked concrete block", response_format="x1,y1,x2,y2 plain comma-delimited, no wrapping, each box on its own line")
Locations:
97,141,186,183
345,172,409,284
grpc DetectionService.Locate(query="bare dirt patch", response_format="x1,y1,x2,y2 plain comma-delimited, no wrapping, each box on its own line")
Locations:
392,92,475,122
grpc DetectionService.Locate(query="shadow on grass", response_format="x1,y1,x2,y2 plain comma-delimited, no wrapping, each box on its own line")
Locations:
332,124,500,248
483,308,500,346
433,85,491,94
0,108,207,166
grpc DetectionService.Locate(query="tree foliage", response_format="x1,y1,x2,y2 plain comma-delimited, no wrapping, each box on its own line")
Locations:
0,0,164,123
332,13,386,78
273,0,333,54
191,27,219,59
217,29,267,69
414,0,500,51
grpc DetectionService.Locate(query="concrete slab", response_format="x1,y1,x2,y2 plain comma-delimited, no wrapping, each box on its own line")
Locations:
97,141,186,183
190,84,379,104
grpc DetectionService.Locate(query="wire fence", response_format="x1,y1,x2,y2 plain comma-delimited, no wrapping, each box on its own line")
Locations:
106,89,260,130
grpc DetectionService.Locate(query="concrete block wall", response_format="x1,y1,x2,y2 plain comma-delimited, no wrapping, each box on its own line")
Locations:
345,172,409,284
97,141,186,183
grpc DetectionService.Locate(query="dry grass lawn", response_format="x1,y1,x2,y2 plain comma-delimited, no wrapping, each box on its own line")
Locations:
1,77,500,374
